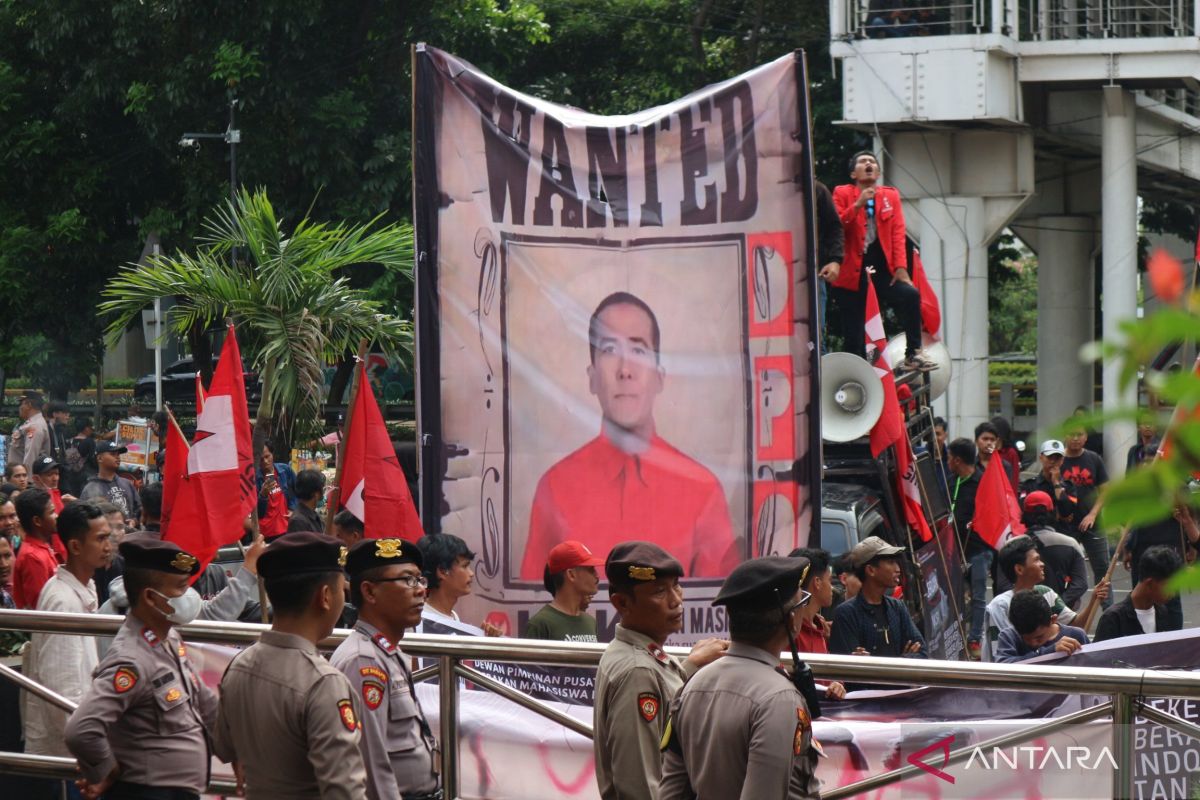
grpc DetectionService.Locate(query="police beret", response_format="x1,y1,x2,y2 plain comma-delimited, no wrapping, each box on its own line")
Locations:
345,537,423,576
258,531,347,580
119,539,201,576
605,541,684,583
712,556,810,609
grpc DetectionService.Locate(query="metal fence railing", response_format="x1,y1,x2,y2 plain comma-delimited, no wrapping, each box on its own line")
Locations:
2,609,1200,798
1023,0,1194,37
832,0,1195,38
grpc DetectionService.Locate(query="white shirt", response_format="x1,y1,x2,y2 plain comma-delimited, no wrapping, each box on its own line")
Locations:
1135,606,1157,635
23,566,99,756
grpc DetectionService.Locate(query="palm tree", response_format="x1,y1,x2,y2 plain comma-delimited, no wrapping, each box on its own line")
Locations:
100,188,413,451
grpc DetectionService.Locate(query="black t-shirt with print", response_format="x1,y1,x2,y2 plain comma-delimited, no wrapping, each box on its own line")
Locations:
1061,449,1108,512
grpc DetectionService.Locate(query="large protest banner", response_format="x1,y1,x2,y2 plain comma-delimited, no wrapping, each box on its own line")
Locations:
412,46,821,642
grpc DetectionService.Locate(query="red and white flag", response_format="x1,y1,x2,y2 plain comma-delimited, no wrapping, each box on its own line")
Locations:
164,325,256,575
866,279,903,457
864,279,932,542
910,243,942,340
338,363,424,541
972,454,1026,550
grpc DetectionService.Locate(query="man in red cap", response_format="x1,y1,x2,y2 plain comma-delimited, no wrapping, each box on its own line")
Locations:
525,541,605,642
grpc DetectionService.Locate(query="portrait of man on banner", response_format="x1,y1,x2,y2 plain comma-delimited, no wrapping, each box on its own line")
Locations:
506,239,748,582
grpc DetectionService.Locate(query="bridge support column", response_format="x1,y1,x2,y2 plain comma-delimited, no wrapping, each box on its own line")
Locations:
1101,87,1138,476
1036,216,1095,438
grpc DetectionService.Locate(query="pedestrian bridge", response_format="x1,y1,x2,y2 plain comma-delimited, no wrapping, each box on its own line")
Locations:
830,0,1200,472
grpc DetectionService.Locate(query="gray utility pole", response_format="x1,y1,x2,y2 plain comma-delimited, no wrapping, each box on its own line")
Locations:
179,94,241,206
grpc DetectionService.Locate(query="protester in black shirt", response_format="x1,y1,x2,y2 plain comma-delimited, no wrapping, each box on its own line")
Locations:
829,536,926,660
1061,427,1111,609
1018,440,1079,529
1096,546,1182,642
946,438,988,658
1126,421,1158,474
1122,506,1199,632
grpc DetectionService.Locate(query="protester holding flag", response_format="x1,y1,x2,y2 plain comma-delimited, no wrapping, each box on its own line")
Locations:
993,494,1090,610
945,438,990,659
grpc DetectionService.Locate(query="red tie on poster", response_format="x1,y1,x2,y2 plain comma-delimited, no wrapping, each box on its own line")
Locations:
864,278,933,543
972,455,1026,550
163,325,256,576
338,364,424,541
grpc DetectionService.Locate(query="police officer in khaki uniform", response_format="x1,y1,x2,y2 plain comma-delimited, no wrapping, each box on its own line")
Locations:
593,541,728,800
331,537,441,800
65,539,218,800
213,532,368,800
659,557,823,799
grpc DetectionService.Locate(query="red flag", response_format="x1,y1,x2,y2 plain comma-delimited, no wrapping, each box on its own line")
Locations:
159,411,191,534
971,455,1026,550
866,279,903,457
338,364,424,541
910,244,942,338
896,436,934,543
164,325,256,575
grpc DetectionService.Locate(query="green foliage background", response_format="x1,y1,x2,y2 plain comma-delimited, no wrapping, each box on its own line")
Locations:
0,0,863,396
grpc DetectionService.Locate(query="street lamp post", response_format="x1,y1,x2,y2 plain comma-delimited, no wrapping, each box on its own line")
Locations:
180,95,241,207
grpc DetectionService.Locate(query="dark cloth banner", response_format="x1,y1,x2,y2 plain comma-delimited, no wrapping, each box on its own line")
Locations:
412,46,821,642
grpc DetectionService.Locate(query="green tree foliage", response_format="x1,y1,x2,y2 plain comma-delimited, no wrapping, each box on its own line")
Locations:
100,189,413,450
1,0,859,396
988,233,1038,355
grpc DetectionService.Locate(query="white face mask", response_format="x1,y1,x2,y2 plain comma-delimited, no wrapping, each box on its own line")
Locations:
152,587,202,625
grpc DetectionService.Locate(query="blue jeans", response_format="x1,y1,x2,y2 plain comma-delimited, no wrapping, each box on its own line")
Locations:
967,550,993,643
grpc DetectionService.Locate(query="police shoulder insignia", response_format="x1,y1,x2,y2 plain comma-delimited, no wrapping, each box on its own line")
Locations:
338,698,359,732
113,667,138,694
794,706,810,756
797,705,811,729
140,627,159,647
361,680,385,711
177,644,187,659
165,687,182,703
371,633,394,653
646,642,669,665
360,665,388,683
637,692,660,723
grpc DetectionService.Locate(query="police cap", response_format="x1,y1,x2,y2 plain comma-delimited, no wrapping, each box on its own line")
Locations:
119,539,201,577
605,541,684,583
258,531,346,580
345,537,423,576
712,556,810,609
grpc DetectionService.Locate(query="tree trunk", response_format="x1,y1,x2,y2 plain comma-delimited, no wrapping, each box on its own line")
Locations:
327,350,355,407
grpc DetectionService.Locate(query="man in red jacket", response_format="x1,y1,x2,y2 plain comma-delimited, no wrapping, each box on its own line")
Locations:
831,151,930,371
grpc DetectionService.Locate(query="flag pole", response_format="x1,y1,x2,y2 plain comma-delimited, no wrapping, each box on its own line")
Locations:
325,339,369,536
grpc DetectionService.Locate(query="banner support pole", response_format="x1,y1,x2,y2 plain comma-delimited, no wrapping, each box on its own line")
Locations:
325,339,369,536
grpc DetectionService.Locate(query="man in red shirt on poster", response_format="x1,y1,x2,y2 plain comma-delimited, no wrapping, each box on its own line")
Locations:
520,292,739,581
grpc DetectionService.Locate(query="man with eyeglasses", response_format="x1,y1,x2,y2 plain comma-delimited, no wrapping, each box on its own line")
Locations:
332,538,440,800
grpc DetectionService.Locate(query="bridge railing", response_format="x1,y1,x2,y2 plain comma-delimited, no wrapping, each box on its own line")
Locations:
2,609,1200,798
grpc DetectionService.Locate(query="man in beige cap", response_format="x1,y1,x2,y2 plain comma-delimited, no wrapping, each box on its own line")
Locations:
828,536,926,659
593,541,727,800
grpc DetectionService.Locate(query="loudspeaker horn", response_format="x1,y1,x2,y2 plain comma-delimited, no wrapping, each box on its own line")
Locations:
882,333,953,400
821,352,884,443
